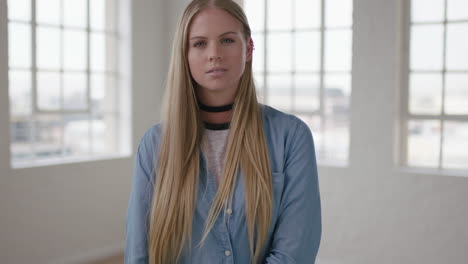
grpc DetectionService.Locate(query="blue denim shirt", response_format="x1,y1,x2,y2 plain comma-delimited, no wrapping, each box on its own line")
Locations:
125,104,322,263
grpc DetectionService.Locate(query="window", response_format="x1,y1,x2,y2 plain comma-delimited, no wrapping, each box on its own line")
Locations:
402,0,468,170
244,0,353,165
7,0,126,167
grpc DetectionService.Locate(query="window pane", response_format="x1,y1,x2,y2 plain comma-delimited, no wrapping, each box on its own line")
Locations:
254,73,264,103
64,30,87,70
35,115,63,159
251,33,264,73
295,31,320,72
8,0,122,166
324,74,351,116
267,0,292,31
267,74,292,112
7,0,31,21
325,29,352,72
324,73,351,164
37,71,61,111
325,0,352,28
294,74,320,113
244,0,264,32
407,120,440,168
10,118,34,163
443,121,468,170
324,116,349,163
64,73,87,110
295,0,321,29
91,74,105,113
90,0,105,30
106,35,118,73
410,25,444,71
267,32,292,73
445,74,468,114
91,33,106,71
64,114,90,156
446,23,468,70
9,70,32,115
246,0,353,166
92,114,117,154
409,73,442,115
447,0,468,21
411,0,445,23
297,115,323,158
36,0,60,25
8,23,31,68
64,0,87,28
37,26,60,69
91,74,116,113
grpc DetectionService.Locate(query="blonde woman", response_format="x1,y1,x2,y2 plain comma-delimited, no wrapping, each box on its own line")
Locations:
125,0,321,263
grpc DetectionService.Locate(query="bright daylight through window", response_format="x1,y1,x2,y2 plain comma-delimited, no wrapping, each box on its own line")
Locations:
7,0,122,167
244,0,353,165
405,0,468,170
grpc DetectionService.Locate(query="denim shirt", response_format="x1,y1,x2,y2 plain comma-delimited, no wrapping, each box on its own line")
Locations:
125,104,322,263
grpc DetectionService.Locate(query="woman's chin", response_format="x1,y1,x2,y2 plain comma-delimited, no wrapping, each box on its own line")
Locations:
199,85,234,94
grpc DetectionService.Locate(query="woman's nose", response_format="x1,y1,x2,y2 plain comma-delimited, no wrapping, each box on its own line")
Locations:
209,55,222,61
208,44,223,61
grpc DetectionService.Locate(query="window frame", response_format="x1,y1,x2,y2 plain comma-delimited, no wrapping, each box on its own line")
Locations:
8,0,124,168
246,0,353,166
400,0,468,172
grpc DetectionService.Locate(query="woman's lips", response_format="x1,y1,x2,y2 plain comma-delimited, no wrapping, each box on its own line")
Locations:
206,67,227,77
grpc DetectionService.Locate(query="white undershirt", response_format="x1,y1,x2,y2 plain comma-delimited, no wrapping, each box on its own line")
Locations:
202,128,230,186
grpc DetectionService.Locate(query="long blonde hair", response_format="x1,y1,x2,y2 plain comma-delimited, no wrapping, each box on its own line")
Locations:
148,0,273,263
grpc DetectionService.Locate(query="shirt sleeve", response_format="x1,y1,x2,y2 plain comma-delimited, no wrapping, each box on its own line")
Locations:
124,130,156,264
264,119,322,264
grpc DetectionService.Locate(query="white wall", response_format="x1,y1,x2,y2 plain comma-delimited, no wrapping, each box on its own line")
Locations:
1,0,468,263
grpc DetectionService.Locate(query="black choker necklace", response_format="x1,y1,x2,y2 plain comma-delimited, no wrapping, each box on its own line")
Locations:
204,121,230,130
198,101,234,112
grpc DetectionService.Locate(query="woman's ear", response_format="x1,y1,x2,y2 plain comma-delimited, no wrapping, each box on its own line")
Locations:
246,37,254,62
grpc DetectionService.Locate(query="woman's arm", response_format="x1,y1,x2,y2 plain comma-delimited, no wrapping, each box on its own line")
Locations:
264,119,322,264
125,130,155,264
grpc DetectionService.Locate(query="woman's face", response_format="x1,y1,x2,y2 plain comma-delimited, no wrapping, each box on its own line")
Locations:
187,7,252,101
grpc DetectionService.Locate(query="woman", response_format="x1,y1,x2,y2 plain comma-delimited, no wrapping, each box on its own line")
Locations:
125,0,322,263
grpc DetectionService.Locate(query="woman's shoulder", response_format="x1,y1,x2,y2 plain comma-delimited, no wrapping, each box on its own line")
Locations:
260,104,311,137
138,122,163,148
135,123,163,183
260,103,314,167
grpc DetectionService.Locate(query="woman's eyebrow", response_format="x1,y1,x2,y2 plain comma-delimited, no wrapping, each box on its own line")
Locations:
218,31,237,37
190,31,238,40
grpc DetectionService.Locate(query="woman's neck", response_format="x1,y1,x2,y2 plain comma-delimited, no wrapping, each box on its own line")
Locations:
197,94,234,124
200,109,233,124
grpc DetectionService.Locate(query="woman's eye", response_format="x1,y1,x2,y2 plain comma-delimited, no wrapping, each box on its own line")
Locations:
193,41,206,47
221,38,234,44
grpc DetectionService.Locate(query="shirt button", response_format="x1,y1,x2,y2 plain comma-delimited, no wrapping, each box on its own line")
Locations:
225,250,231,256
226,208,232,215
